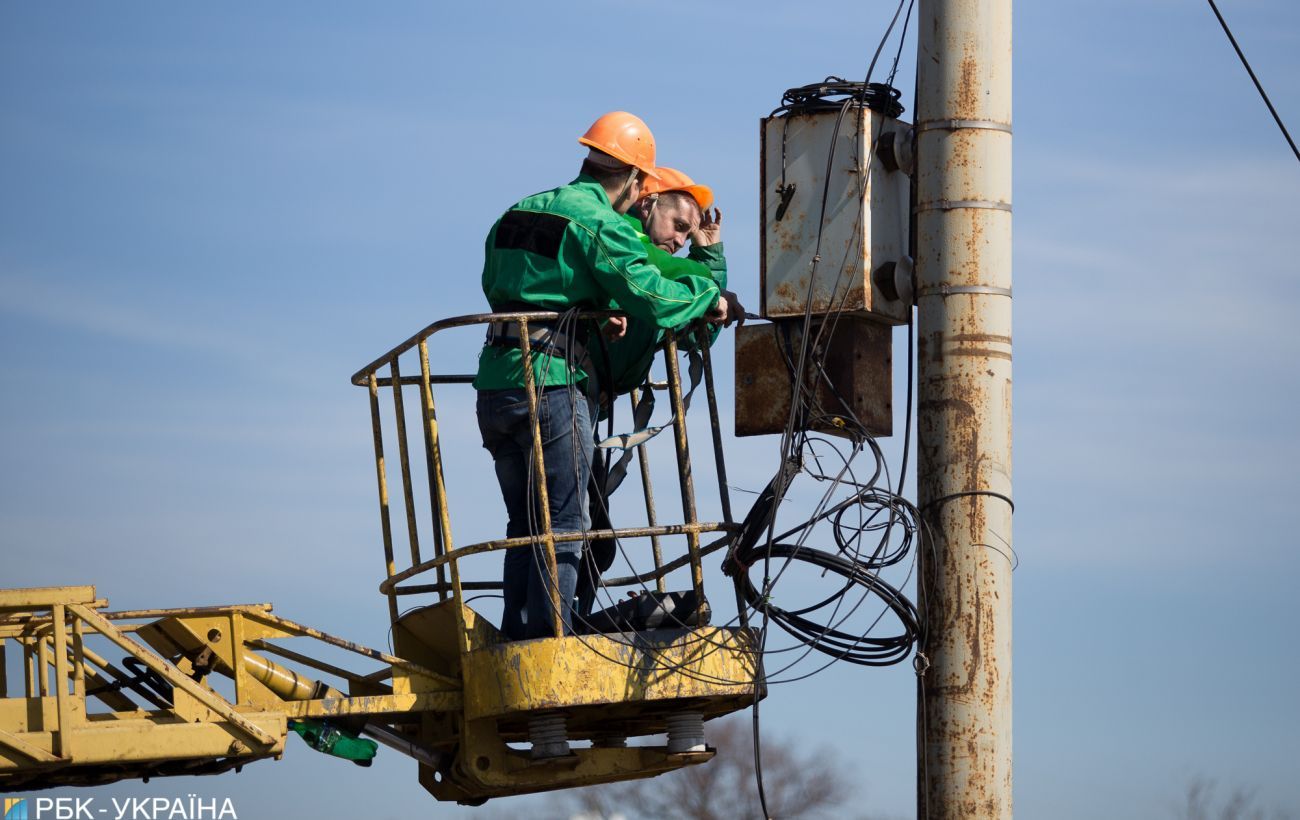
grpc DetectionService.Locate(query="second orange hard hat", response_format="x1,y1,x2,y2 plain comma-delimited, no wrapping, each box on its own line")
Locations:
640,166,714,212
578,111,661,180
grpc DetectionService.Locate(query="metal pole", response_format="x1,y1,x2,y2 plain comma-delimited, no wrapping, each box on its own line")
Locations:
915,0,1014,817
629,387,667,594
367,373,401,625
662,337,707,605
417,340,452,601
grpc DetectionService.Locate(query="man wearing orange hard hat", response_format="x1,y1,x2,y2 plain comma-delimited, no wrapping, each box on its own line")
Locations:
473,112,729,641
632,167,745,329
574,165,748,618
594,165,748,397
633,166,717,254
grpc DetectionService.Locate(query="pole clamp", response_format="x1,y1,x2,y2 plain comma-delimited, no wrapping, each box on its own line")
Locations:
914,199,1012,214
915,118,1012,134
916,284,1012,299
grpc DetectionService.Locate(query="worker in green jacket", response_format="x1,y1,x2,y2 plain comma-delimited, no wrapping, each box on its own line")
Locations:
591,166,745,397
474,112,728,640
580,167,746,617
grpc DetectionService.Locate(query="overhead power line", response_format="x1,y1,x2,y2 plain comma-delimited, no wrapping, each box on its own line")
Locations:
1206,0,1300,163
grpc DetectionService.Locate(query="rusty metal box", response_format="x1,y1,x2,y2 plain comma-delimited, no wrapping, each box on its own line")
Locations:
734,317,892,439
760,106,911,323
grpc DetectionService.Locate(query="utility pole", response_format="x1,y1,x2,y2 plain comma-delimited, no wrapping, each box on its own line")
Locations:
914,0,1014,817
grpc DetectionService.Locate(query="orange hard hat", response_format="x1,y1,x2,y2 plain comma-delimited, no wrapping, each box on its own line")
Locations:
578,111,660,180
640,166,714,212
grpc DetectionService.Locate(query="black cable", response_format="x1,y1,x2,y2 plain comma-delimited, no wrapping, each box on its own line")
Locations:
771,77,905,119
728,532,920,667
718,0,922,679
719,445,921,670
751,694,771,820
724,387,918,672
864,0,913,100
1206,0,1300,163
745,2,918,808
919,489,1015,515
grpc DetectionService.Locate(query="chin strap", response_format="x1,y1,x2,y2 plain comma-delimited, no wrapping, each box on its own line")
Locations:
612,166,640,211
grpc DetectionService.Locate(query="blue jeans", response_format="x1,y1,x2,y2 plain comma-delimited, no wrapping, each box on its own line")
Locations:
477,387,596,640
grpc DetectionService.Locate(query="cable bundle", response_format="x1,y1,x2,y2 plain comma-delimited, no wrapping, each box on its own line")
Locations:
770,77,905,119
723,427,922,670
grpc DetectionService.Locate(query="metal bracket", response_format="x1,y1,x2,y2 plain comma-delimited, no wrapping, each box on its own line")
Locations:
773,183,796,222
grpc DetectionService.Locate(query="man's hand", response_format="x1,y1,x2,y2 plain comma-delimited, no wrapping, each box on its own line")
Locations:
705,293,730,326
720,289,746,328
706,290,748,328
690,208,723,247
602,315,629,340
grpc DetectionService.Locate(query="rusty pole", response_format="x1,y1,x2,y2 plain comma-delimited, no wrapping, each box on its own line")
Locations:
914,0,1014,817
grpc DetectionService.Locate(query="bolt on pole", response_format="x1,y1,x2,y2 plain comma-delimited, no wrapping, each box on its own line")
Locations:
914,0,1014,817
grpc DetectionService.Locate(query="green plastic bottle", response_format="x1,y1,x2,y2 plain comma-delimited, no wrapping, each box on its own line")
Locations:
288,719,378,767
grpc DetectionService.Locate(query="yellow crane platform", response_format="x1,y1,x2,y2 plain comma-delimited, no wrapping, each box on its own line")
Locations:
1,313,762,804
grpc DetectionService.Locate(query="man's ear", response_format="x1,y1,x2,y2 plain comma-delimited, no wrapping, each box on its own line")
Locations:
637,194,659,219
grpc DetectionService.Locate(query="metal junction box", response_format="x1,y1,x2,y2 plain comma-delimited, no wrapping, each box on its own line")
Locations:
760,106,911,323
734,316,892,439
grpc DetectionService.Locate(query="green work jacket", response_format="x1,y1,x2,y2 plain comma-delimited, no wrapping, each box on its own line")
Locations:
473,175,721,390
589,214,728,397
622,212,727,291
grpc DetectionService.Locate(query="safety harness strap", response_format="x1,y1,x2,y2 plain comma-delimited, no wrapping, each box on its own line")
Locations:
596,347,705,496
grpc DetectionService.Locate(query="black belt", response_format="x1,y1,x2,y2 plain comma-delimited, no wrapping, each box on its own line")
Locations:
485,321,589,363
485,302,592,366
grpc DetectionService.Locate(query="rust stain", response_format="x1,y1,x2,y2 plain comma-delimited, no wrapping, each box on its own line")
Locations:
956,45,981,119
948,130,974,172
964,207,985,272
774,281,798,304
1004,378,1014,465
774,223,805,254
948,333,1011,344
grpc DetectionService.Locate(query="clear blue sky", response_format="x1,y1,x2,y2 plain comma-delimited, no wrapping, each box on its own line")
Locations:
2,2,1297,818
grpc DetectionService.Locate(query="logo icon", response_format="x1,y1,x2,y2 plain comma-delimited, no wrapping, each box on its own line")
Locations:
3,798,28,820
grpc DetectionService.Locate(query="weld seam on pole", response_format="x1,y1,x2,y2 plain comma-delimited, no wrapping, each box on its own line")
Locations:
913,199,1012,213
915,118,1012,133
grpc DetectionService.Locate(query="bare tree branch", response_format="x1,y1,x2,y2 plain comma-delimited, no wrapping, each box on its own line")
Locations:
1176,776,1294,820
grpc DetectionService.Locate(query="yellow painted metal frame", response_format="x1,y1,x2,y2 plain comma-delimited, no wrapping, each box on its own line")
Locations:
352,312,763,802
351,312,740,618
0,586,455,791
0,312,760,805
